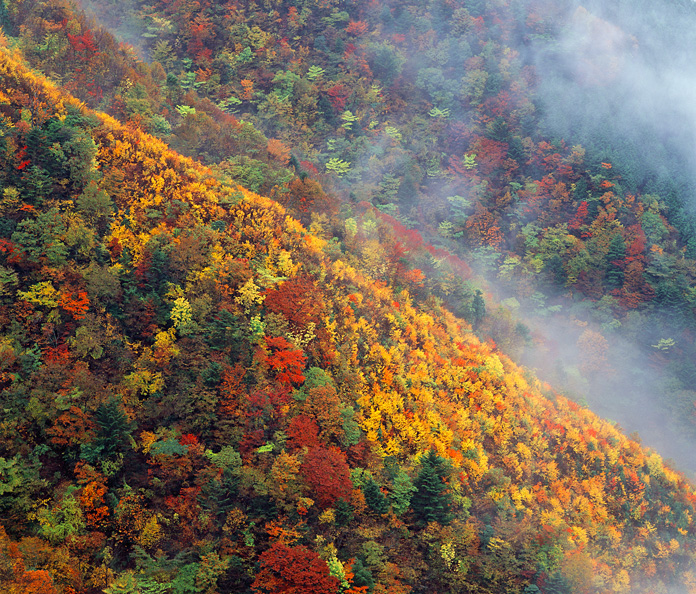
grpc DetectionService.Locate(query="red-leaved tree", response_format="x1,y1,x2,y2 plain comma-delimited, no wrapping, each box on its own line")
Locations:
300,446,352,508
287,414,321,450
264,275,323,328
251,543,340,594
264,336,306,385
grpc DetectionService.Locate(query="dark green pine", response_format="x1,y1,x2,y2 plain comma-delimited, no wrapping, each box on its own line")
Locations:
411,450,453,525
606,232,626,288
93,399,135,458
362,478,390,515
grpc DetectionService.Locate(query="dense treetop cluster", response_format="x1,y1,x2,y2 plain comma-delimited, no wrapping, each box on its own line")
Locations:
4,0,696,592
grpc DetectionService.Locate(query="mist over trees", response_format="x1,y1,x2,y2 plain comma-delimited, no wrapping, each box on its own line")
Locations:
3,0,696,592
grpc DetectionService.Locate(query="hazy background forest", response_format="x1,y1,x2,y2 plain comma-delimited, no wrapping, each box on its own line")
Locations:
4,0,696,592
62,0,696,475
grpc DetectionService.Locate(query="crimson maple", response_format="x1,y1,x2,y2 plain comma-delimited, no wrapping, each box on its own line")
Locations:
251,543,339,594
264,336,307,385
300,446,352,508
287,414,321,449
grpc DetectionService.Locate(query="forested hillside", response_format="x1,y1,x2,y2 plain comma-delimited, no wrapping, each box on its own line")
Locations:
4,0,696,592
6,0,696,460
2,31,696,593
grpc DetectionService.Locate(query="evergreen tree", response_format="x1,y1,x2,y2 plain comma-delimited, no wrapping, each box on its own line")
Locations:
606,232,626,288
83,399,135,462
318,94,338,126
542,571,572,594
334,498,354,527
411,450,452,525
465,0,485,17
545,254,566,287
487,117,510,142
288,154,301,174
507,136,526,164
654,280,685,324
351,559,374,593
0,0,12,35
470,290,486,329
198,468,239,520
396,167,420,206
363,478,389,515
389,468,416,516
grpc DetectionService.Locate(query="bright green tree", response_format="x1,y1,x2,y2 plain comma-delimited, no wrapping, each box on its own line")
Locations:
389,468,416,515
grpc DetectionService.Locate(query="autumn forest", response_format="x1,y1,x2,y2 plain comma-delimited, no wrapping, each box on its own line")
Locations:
2,0,696,592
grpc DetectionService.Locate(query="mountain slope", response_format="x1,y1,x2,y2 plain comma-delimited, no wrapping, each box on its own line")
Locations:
1,37,696,594
10,0,696,463
7,0,695,461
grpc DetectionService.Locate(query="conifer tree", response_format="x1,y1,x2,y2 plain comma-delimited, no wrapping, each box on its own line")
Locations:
84,399,135,461
334,498,354,527
351,559,374,593
0,0,12,35
389,468,416,516
363,478,389,515
470,290,486,329
411,450,452,525
199,469,239,520
606,233,626,288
